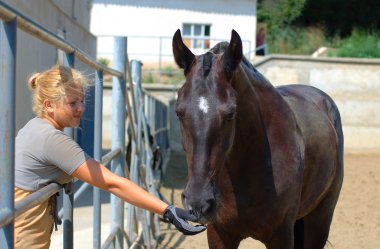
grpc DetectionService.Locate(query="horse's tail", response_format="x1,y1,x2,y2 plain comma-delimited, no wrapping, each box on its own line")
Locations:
294,218,304,249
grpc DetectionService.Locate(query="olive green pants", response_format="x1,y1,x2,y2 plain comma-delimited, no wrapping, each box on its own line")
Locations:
14,187,55,249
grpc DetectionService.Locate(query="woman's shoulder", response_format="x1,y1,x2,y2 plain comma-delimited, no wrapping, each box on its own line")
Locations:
29,117,64,134
23,117,52,129
17,117,66,144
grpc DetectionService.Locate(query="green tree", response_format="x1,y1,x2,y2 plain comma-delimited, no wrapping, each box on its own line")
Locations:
296,0,380,37
257,0,306,30
257,0,307,53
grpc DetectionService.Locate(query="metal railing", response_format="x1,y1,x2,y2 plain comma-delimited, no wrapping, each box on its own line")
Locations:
0,1,167,248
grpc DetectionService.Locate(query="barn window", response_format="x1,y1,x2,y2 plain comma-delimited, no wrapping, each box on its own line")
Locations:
182,24,211,50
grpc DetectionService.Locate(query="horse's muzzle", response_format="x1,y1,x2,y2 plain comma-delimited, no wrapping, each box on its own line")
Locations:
181,189,216,224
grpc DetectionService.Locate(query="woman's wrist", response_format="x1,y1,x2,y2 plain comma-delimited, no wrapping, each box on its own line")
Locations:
158,202,170,215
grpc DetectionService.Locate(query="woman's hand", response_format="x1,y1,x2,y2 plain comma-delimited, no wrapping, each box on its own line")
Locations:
163,205,207,235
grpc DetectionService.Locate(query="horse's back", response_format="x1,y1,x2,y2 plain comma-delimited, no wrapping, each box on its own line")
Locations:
277,84,343,141
276,84,344,218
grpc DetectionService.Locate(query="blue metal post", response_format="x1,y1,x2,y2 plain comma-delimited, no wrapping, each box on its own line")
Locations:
0,18,16,249
63,52,75,249
131,60,143,151
158,37,162,83
78,70,95,157
93,70,103,249
111,37,127,248
131,60,143,103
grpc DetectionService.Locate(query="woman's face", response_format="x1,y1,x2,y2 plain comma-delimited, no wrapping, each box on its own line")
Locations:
52,86,85,130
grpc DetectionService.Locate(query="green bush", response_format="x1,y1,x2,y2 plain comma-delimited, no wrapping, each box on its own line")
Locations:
267,26,327,55
97,57,110,66
162,66,175,77
264,26,380,59
329,29,380,58
143,72,154,84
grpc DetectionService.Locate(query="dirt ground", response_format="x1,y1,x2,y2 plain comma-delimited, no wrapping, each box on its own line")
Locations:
157,152,380,249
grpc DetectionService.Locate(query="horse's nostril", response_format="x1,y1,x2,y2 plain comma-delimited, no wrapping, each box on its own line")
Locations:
181,192,192,210
181,192,186,201
204,198,216,215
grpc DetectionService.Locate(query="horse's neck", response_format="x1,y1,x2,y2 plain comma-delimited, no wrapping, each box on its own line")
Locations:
230,66,273,164
230,65,293,167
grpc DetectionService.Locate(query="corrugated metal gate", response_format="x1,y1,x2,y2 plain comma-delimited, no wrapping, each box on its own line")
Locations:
0,2,169,248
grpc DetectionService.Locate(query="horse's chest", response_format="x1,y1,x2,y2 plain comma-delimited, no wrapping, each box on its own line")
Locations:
214,202,268,240
216,181,285,237
216,188,258,221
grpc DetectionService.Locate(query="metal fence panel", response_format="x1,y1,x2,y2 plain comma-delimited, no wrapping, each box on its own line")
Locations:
0,18,16,249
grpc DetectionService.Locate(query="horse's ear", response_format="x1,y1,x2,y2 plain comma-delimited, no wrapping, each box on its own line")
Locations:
172,29,195,75
222,30,243,74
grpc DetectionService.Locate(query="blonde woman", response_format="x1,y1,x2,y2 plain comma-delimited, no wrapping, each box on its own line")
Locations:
14,65,206,248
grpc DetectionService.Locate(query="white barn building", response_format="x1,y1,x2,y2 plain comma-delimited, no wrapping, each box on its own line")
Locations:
91,0,258,64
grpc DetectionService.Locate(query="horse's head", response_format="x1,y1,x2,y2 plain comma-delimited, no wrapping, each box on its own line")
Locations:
172,29,243,223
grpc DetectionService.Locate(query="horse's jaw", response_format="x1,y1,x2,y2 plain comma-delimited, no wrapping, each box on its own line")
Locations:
192,212,215,225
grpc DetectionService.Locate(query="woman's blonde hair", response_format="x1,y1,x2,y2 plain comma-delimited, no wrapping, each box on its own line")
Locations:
28,65,89,117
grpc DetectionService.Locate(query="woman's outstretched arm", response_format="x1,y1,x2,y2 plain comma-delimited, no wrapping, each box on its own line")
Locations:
72,158,168,215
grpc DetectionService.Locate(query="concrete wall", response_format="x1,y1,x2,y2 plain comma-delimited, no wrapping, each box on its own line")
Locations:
2,0,96,131
50,0,93,29
254,55,380,154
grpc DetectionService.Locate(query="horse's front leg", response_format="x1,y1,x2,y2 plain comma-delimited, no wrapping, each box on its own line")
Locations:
263,221,295,249
207,223,241,249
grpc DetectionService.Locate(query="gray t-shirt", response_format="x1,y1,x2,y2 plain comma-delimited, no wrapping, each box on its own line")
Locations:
15,117,90,191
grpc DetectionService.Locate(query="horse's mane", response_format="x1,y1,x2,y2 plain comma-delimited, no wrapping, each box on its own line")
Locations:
209,42,259,73
209,41,229,54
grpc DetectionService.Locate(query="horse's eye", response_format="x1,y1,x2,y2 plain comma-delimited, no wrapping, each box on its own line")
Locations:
176,110,185,120
224,111,236,122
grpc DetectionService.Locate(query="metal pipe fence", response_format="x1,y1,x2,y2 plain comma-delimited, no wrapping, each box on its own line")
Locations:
0,15,16,249
0,1,168,248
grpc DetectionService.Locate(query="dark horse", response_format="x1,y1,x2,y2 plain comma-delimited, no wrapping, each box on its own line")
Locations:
172,29,344,249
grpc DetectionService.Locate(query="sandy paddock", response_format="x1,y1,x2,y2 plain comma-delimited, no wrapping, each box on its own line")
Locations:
157,153,380,248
